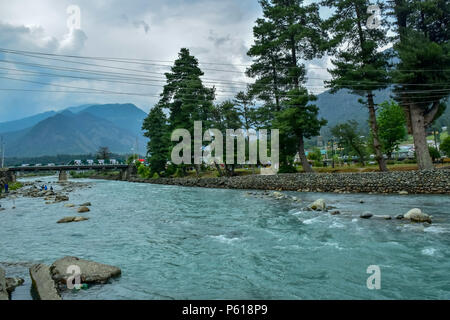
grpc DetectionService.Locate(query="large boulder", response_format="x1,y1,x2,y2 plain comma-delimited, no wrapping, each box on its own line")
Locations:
50,256,121,285
309,199,326,211
404,208,432,223
29,264,62,300
0,268,8,300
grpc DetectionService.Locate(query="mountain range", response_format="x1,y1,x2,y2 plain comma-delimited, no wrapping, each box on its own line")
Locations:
1,103,148,157
0,89,448,157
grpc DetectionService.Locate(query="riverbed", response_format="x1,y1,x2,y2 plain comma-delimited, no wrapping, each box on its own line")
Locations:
0,176,449,299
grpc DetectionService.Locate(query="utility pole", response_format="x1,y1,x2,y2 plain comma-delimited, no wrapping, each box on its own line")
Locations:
136,136,139,161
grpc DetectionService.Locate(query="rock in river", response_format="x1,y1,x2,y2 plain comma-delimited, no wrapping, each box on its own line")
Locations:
54,194,69,203
360,212,373,219
80,202,92,207
50,256,121,285
57,216,89,223
77,206,90,213
404,208,432,223
309,199,326,211
29,264,62,300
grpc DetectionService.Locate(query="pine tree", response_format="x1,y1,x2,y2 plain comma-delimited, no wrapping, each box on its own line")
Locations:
390,0,450,170
247,0,328,172
158,48,215,174
142,104,169,176
322,0,390,172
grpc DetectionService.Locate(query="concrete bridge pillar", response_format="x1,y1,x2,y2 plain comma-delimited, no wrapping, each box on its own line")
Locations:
58,170,68,182
120,165,136,181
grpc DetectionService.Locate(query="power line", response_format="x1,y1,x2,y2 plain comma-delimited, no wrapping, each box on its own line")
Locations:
3,47,450,73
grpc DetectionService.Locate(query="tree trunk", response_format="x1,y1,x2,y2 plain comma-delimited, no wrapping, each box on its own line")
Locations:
367,93,388,172
410,105,434,170
298,135,313,173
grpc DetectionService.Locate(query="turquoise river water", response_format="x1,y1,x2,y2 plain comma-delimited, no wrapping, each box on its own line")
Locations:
0,176,449,299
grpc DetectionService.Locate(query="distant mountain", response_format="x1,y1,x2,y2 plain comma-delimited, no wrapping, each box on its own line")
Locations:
2,103,148,157
316,88,450,138
0,111,56,134
4,111,143,157
81,103,148,136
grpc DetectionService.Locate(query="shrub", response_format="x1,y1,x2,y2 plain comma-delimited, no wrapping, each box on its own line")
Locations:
137,165,150,178
278,164,298,173
428,146,441,161
174,168,185,177
10,182,23,190
440,136,450,156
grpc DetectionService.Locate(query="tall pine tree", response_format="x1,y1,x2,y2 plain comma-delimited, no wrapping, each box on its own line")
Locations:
158,48,215,174
390,0,450,169
322,0,390,172
247,0,327,172
142,104,169,176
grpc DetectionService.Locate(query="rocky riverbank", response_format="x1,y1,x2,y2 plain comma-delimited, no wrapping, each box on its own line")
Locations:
124,169,450,195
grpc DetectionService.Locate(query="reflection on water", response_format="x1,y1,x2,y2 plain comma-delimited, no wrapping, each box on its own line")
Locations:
0,176,449,299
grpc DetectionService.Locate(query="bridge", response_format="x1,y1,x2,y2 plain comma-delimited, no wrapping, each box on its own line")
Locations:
4,164,133,182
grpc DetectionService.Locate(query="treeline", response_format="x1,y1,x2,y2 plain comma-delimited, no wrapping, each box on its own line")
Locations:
142,0,450,176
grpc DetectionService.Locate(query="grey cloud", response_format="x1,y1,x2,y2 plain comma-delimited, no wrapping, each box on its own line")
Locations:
133,20,150,34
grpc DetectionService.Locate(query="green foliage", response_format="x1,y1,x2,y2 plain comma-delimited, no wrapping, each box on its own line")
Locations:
9,182,23,190
428,147,441,161
440,136,450,156
307,148,322,161
137,165,151,179
377,101,407,158
331,120,367,165
246,0,327,171
174,167,185,178
151,172,159,179
278,164,298,173
142,105,169,175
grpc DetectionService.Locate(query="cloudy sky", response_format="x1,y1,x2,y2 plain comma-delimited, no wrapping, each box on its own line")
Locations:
0,0,332,122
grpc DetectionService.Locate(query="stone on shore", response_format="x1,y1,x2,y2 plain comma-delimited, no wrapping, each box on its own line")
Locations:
50,256,121,285
57,216,89,223
29,264,62,300
360,212,373,219
0,268,8,300
77,206,90,213
6,277,24,294
309,199,326,211
398,190,409,195
404,208,432,223
272,191,285,199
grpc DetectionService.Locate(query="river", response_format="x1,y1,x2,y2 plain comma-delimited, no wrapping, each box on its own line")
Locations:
0,176,449,299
